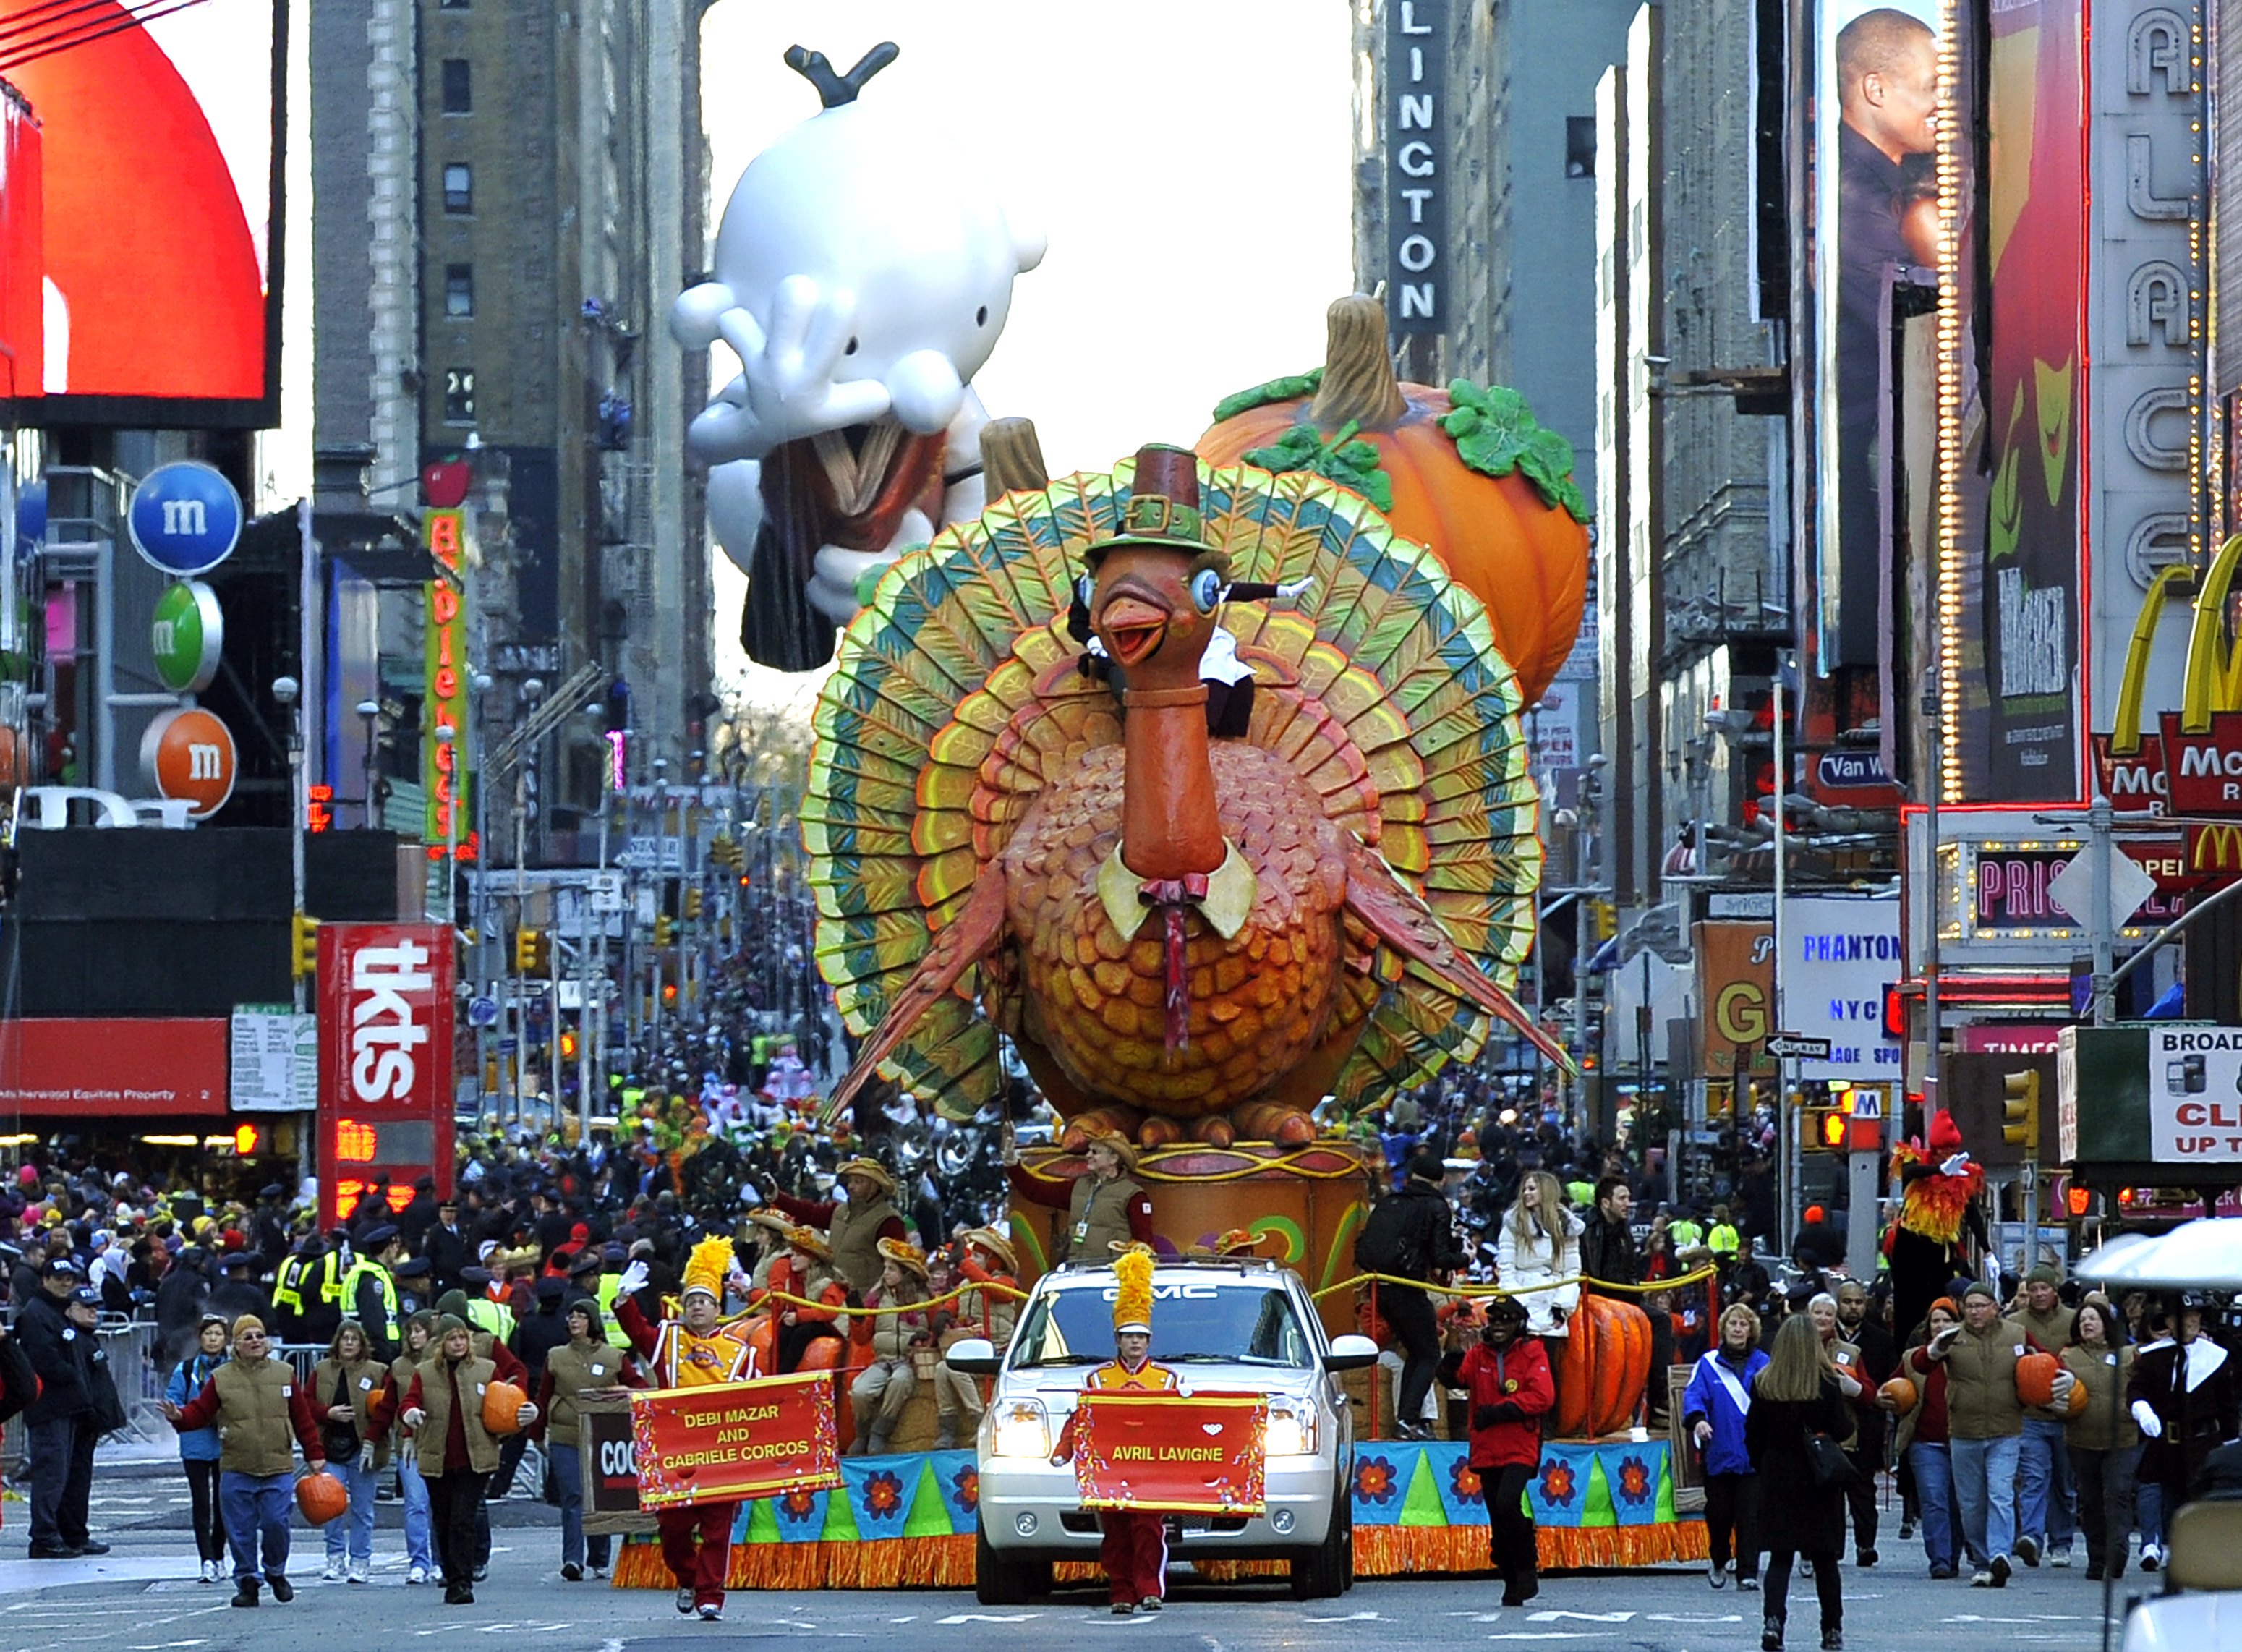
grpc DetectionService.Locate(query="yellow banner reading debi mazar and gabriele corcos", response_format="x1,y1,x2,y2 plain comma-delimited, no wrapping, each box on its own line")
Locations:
627,1369,840,1509
1071,1389,1268,1515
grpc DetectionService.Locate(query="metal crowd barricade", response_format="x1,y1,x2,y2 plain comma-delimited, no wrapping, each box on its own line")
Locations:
94,1313,169,1444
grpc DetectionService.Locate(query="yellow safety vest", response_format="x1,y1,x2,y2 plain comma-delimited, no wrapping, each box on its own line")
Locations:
595,1272,630,1349
344,1259,399,1324
466,1295,514,1345
273,1253,312,1315
318,1251,347,1306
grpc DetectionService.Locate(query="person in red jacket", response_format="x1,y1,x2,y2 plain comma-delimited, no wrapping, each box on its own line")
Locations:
1457,1295,1556,1606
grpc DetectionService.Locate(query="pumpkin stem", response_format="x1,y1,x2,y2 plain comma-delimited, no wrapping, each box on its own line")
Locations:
1308,295,1407,432
980,416,1049,497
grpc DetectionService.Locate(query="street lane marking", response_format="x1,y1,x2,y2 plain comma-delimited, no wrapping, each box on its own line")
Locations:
937,1614,1040,1625
1526,1611,1634,1623
1302,1611,1383,1622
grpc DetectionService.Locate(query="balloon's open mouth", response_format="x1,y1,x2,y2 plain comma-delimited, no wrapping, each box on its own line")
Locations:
1099,594,1168,668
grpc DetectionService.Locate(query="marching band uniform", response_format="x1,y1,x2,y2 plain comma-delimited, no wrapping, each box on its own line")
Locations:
1052,1246,1175,1615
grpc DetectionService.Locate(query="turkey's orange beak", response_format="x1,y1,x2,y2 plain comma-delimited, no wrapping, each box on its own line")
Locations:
1098,592,1169,668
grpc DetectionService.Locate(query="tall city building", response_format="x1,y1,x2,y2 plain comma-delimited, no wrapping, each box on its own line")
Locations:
312,0,709,863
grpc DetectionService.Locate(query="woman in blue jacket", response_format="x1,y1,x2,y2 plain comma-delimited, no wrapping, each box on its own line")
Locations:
1684,1301,1770,1591
163,1313,230,1583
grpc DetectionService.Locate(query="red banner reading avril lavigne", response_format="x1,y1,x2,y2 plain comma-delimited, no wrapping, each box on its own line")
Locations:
1071,1390,1267,1515
628,1370,840,1510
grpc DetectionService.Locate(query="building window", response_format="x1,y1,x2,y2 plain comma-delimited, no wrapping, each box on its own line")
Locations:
443,163,472,213
1566,116,1595,179
445,264,474,318
441,59,471,114
443,367,476,424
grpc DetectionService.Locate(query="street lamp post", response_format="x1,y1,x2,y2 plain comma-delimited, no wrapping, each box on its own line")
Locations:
274,676,305,1016
357,699,383,830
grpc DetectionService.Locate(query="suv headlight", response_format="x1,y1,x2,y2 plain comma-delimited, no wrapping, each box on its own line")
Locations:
1265,1400,1316,1458
990,1397,1053,1460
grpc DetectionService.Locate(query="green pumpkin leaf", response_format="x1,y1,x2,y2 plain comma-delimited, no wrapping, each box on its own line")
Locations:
1243,417,1394,513
1436,378,1593,523
1211,367,1324,424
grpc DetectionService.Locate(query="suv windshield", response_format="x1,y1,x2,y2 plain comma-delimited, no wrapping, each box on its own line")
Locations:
1010,1279,1314,1370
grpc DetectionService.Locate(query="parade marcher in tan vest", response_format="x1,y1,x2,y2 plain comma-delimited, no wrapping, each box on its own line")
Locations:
936,1227,1020,1449
772,1156,908,1295
1066,1132,1153,1261
848,1239,935,1456
383,1313,439,1584
534,1295,643,1580
161,1314,328,1609
310,1321,386,1583
395,1315,537,1606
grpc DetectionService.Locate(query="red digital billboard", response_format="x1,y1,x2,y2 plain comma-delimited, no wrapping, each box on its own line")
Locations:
317,923,454,1225
0,0,283,425
0,81,41,404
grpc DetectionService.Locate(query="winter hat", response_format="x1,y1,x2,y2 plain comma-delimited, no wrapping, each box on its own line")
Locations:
1961,1282,1998,1304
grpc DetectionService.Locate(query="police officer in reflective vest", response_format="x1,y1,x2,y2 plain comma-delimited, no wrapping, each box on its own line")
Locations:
346,1227,406,1361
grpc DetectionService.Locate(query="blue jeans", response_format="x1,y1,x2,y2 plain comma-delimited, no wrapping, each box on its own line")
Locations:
1951,1434,2021,1569
219,1470,294,1583
1910,1440,1959,1572
398,1455,435,1572
323,1457,377,1564
2139,1478,2164,1554
547,1442,611,1571
2018,1416,2076,1549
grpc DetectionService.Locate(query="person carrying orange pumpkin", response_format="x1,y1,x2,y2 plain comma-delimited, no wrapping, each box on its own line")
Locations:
158,1313,331,1609
1452,1294,1554,1606
611,1237,757,1621
2005,1266,2079,1567
1049,1245,1177,1616
394,1314,539,1606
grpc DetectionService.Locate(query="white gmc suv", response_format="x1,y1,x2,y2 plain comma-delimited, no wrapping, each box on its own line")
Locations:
944,1255,1380,1604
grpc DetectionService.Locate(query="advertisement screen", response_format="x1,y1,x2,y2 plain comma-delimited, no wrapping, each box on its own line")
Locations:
0,1017,226,1115
0,0,282,425
1939,0,2087,799
0,85,39,403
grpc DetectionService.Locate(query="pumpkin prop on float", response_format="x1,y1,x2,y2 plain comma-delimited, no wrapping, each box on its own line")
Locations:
2014,1350,2064,1410
1197,295,1592,705
1878,1376,1919,1416
295,1469,349,1525
1556,1294,1654,1438
481,1379,531,1436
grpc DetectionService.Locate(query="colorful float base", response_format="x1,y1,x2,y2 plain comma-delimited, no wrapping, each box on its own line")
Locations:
609,1442,1704,1591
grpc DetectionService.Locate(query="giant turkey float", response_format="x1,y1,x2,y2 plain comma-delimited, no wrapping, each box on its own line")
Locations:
609,39,1702,1591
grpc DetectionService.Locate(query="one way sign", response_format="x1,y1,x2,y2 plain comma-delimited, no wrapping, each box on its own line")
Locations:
1765,1034,1833,1061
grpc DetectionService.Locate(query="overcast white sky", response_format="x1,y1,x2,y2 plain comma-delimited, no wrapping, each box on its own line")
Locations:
699,0,1357,704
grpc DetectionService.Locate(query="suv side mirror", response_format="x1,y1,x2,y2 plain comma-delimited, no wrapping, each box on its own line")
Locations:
1324,1333,1379,1372
944,1336,1001,1376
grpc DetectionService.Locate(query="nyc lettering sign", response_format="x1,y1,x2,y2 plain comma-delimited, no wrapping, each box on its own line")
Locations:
317,922,454,1226
1384,0,1446,334
1779,895,1902,1083
2148,1026,2242,1164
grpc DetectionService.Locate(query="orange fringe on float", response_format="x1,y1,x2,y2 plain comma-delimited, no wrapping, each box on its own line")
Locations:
1351,1521,1706,1575
610,1523,1705,1590
610,1535,977,1591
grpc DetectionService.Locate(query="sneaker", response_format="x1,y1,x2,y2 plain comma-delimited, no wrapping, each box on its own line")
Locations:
2016,1534,2041,1567
348,1559,369,1585
200,1559,221,1583
1112,1602,1135,1617
1761,1621,1783,1652
231,1582,259,1609
1969,1568,1994,1587
678,1586,696,1614
76,1541,108,1556
1710,1561,1730,1589
407,1564,429,1585
1820,1632,1843,1651
562,1562,583,1581
1140,1598,1162,1614
2051,1545,2073,1568
322,1558,345,1581
592,1564,610,1579
267,1576,294,1604
25,1544,78,1559
1899,1520,1917,1541
472,1565,488,1583
697,1604,723,1622
1855,1548,1877,1568
1739,1575,1760,1592
2143,1545,2164,1572
1990,1554,2012,1588
1929,1564,1956,1580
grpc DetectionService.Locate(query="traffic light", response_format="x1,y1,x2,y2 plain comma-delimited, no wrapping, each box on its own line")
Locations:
291,912,320,978
515,928,548,974
710,835,741,871
233,1123,260,1156
2003,1069,2042,1151
654,914,675,948
1808,1102,1849,1151
683,887,704,921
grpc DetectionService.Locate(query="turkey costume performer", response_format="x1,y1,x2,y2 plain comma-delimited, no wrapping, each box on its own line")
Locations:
613,1238,758,1622
1885,1111,1990,1344
1052,1246,1177,1615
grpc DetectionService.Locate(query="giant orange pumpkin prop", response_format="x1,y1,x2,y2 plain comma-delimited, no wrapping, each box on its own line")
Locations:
1555,1295,1654,1438
1197,295,1593,705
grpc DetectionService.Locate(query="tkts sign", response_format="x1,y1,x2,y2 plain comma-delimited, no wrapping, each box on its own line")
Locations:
317,923,454,1225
